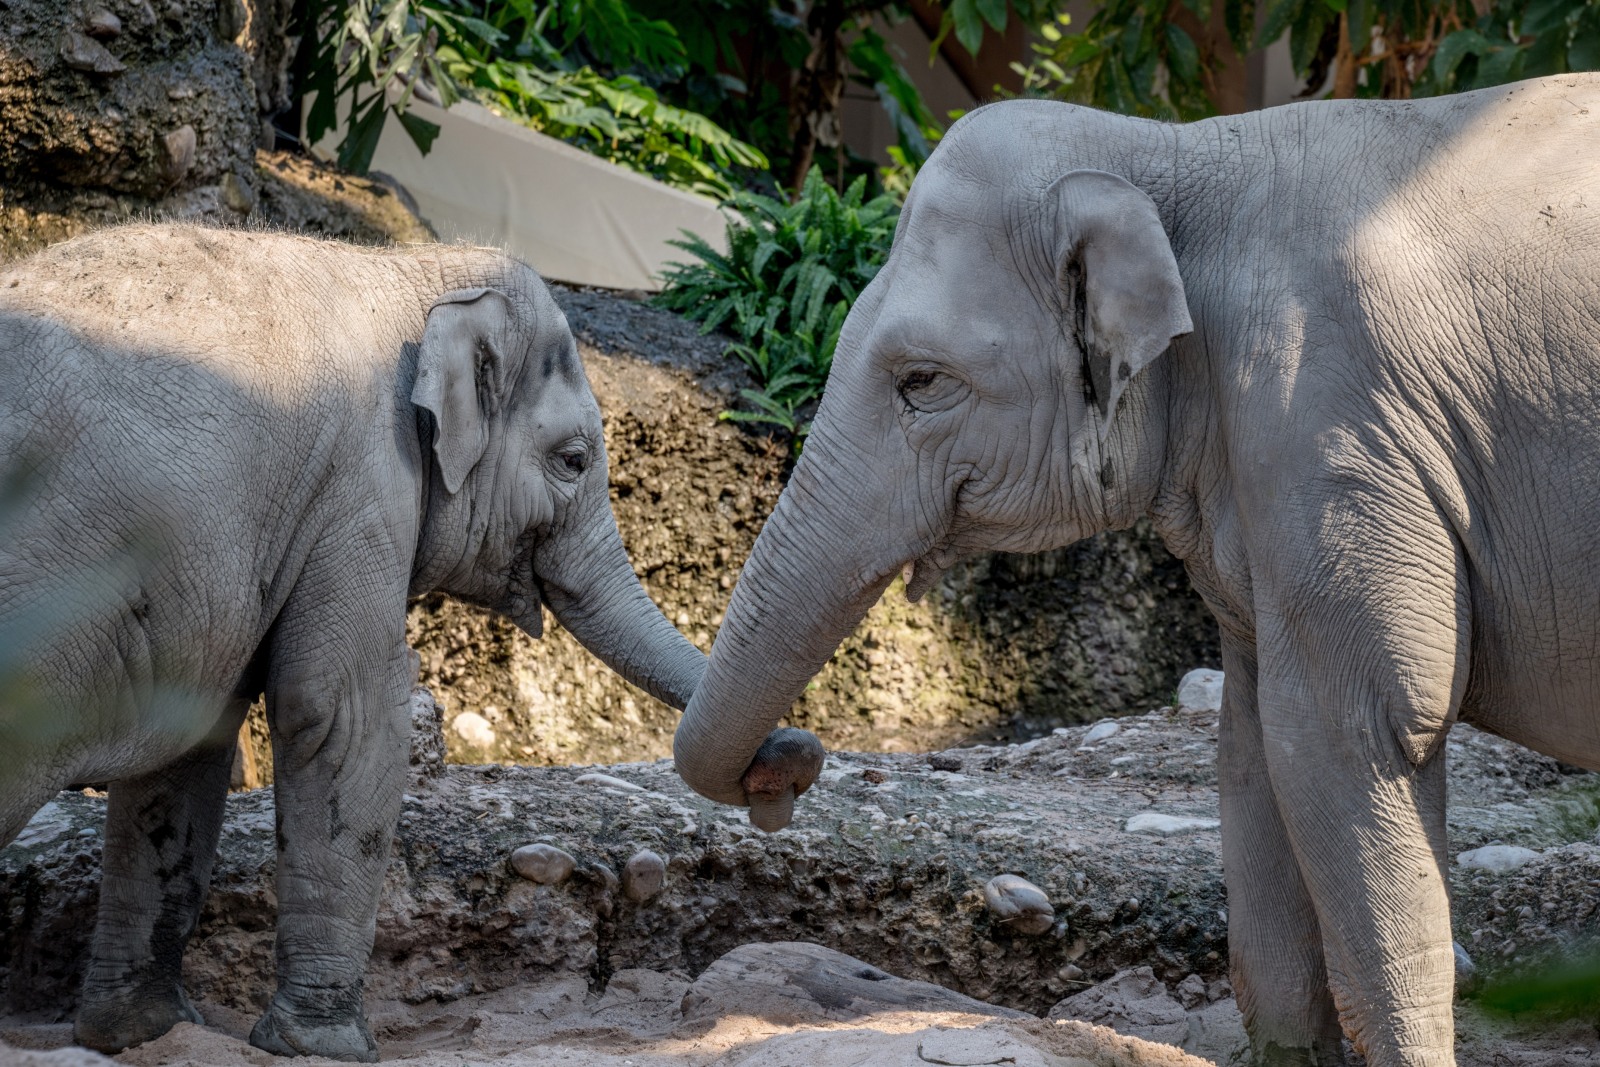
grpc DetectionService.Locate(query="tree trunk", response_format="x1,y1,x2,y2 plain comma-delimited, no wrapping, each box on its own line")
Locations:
787,0,850,192
1333,13,1360,98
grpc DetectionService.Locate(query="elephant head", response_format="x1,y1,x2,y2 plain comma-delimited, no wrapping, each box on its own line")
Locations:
407,276,707,711
673,111,1193,820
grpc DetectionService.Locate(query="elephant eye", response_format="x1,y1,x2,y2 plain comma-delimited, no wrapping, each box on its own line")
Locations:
550,443,589,480
897,367,964,414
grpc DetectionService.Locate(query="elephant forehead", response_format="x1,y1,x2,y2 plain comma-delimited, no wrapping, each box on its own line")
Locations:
867,273,1046,372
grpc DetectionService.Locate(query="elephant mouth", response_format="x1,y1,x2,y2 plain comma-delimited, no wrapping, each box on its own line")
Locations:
502,544,545,638
901,546,961,603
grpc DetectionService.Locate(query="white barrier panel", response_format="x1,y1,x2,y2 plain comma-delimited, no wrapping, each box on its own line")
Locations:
309,94,729,292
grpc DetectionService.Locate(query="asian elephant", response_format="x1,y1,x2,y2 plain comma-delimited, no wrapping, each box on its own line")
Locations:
673,74,1600,1067
0,225,808,1061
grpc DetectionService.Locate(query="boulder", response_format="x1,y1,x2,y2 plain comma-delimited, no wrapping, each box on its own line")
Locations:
1174,670,1223,713
0,0,258,205
1456,845,1541,873
678,941,1029,1028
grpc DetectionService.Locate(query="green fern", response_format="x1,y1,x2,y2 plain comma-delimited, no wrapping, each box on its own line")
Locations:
656,167,899,445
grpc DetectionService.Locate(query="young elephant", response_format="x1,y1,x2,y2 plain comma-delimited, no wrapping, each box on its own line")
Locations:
671,74,1600,1067
0,225,812,1061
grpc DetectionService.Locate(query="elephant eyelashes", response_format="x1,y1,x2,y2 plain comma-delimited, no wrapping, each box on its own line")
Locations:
550,444,589,480
897,368,966,414
897,370,938,413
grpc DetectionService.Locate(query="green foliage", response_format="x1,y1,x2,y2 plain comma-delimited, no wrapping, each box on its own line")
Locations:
1478,952,1600,1018
931,0,1059,57
301,0,464,175
432,1,768,198
306,1,1074,199
848,25,943,164
1014,10,1217,121
1014,0,1599,118
305,0,768,194
654,168,900,442
1424,0,1600,95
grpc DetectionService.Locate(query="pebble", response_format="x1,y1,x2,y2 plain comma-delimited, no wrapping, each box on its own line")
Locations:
59,30,124,74
1457,845,1541,873
451,711,495,749
1453,941,1479,995
1125,813,1221,836
1083,721,1120,744
510,843,575,885
86,10,122,38
622,849,666,902
982,874,1055,935
574,772,644,792
1177,668,1225,711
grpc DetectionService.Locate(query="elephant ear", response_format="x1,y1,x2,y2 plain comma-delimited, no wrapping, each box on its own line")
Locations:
412,287,514,495
1051,170,1193,442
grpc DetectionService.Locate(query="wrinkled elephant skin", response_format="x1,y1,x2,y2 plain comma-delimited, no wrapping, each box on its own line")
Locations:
674,74,1600,1067
0,225,710,1060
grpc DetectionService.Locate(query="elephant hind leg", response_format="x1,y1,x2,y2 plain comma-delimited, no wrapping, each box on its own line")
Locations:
74,698,244,1053
1218,643,1346,1066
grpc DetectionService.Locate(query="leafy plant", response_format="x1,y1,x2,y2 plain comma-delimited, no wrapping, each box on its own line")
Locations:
655,167,900,442
1012,0,1599,117
303,0,767,194
1013,9,1220,120
434,8,769,199
1478,951,1600,1018
1421,0,1600,95
300,0,474,175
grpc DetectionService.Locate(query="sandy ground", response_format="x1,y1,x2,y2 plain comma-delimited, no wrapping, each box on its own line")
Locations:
3,962,1597,1067
1,970,1208,1067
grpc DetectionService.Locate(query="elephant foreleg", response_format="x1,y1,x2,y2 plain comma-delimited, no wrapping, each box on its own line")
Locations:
249,565,411,1064
1217,643,1345,1066
1254,511,1465,1066
75,699,243,1052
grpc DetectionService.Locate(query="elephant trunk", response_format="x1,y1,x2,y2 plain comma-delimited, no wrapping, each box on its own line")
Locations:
527,509,705,711
673,430,902,807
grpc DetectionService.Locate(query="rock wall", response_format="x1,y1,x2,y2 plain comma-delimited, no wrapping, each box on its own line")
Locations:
0,0,261,211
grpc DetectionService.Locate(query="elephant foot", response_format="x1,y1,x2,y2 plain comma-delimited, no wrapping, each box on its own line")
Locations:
1252,1039,1351,1067
250,993,378,1063
75,979,203,1052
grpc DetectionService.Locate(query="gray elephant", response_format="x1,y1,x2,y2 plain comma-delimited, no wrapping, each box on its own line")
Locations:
671,73,1600,1067
0,224,806,1061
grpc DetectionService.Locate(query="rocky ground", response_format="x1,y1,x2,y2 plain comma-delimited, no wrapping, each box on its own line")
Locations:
4,688,1598,1064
